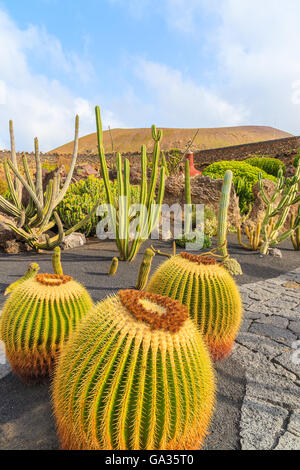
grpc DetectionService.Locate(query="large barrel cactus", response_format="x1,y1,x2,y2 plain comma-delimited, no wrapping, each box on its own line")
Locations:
0,250,93,383
53,290,215,450
146,253,242,361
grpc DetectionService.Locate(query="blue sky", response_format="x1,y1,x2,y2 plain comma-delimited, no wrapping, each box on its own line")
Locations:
1,0,300,150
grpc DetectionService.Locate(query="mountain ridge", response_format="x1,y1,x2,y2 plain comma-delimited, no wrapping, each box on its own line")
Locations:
49,125,293,155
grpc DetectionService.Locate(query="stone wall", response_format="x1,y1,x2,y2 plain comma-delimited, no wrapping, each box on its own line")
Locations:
193,136,300,170
1,135,299,170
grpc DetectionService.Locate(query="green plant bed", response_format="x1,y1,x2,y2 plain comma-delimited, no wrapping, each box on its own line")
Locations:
57,175,140,236
245,156,286,177
203,161,277,214
175,232,212,249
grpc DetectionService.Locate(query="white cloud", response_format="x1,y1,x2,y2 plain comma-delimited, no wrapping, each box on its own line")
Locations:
135,59,247,127
0,9,121,151
160,0,300,133
213,0,300,133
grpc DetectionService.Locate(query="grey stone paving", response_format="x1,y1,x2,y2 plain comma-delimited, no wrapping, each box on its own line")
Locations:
0,269,299,450
236,270,300,450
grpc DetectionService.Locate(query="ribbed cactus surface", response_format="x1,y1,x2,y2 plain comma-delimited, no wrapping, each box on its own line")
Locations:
146,253,242,361
53,290,215,450
0,273,93,383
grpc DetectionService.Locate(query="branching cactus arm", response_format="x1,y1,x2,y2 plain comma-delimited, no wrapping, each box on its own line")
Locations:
259,167,300,254
34,137,43,205
9,120,22,204
54,115,79,206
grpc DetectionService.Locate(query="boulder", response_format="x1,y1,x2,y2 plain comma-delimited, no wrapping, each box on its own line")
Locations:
62,232,86,250
0,222,15,243
74,164,99,180
164,175,241,227
4,239,22,254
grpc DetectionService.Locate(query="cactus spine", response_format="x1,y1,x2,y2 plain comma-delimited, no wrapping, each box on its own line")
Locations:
95,106,166,261
52,290,215,450
146,253,243,361
4,263,40,296
109,257,119,275
136,248,155,290
0,116,99,250
0,251,93,383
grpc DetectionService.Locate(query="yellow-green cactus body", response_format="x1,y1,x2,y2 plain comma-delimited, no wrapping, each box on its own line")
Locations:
147,253,243,361
109,257,119,276
53,290,215,450
0,273,93,383
136,248,155,290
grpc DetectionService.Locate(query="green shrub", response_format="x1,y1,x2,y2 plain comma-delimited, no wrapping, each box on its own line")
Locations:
175,232,212,249
203,161,277,214
166,148,182,175
57,176,140,236
0,179,8,196
245,157,286,177
293,150,300,168
42,162,58,172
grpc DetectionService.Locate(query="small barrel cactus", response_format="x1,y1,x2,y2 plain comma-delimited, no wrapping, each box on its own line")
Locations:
53,290,215,450
0,255,93,384
109,257,119,276
146,252,243,361
135,248,155,290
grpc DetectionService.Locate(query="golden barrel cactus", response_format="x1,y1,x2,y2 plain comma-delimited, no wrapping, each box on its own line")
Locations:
53,290,215,450
146,253,243,361
0,272,93,383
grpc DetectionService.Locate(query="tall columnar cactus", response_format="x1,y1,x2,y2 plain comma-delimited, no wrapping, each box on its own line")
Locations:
0,250,93,384
259,166,300,255
95,106,166,261
0,117,99,251
185,158,192,236
217,170,233,259
52,290,215,450
135,248,155,290
146,253,243,361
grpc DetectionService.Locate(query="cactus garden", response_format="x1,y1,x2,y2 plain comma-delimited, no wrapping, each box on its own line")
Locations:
0,105,299,452
0,1,300,453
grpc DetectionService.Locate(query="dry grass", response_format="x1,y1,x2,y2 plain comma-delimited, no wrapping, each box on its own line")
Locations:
49,125,293,155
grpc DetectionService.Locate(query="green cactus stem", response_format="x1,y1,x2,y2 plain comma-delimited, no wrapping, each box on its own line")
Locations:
52,247,63,276
291,206,300,250
135,248,155,290
217,170,233,259
4,263,40,296
95,106,166,261
109,257,119,276
259,166,300,255
185,158,192,236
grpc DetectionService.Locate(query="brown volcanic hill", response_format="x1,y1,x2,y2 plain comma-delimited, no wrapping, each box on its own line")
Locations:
49,125,293,155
